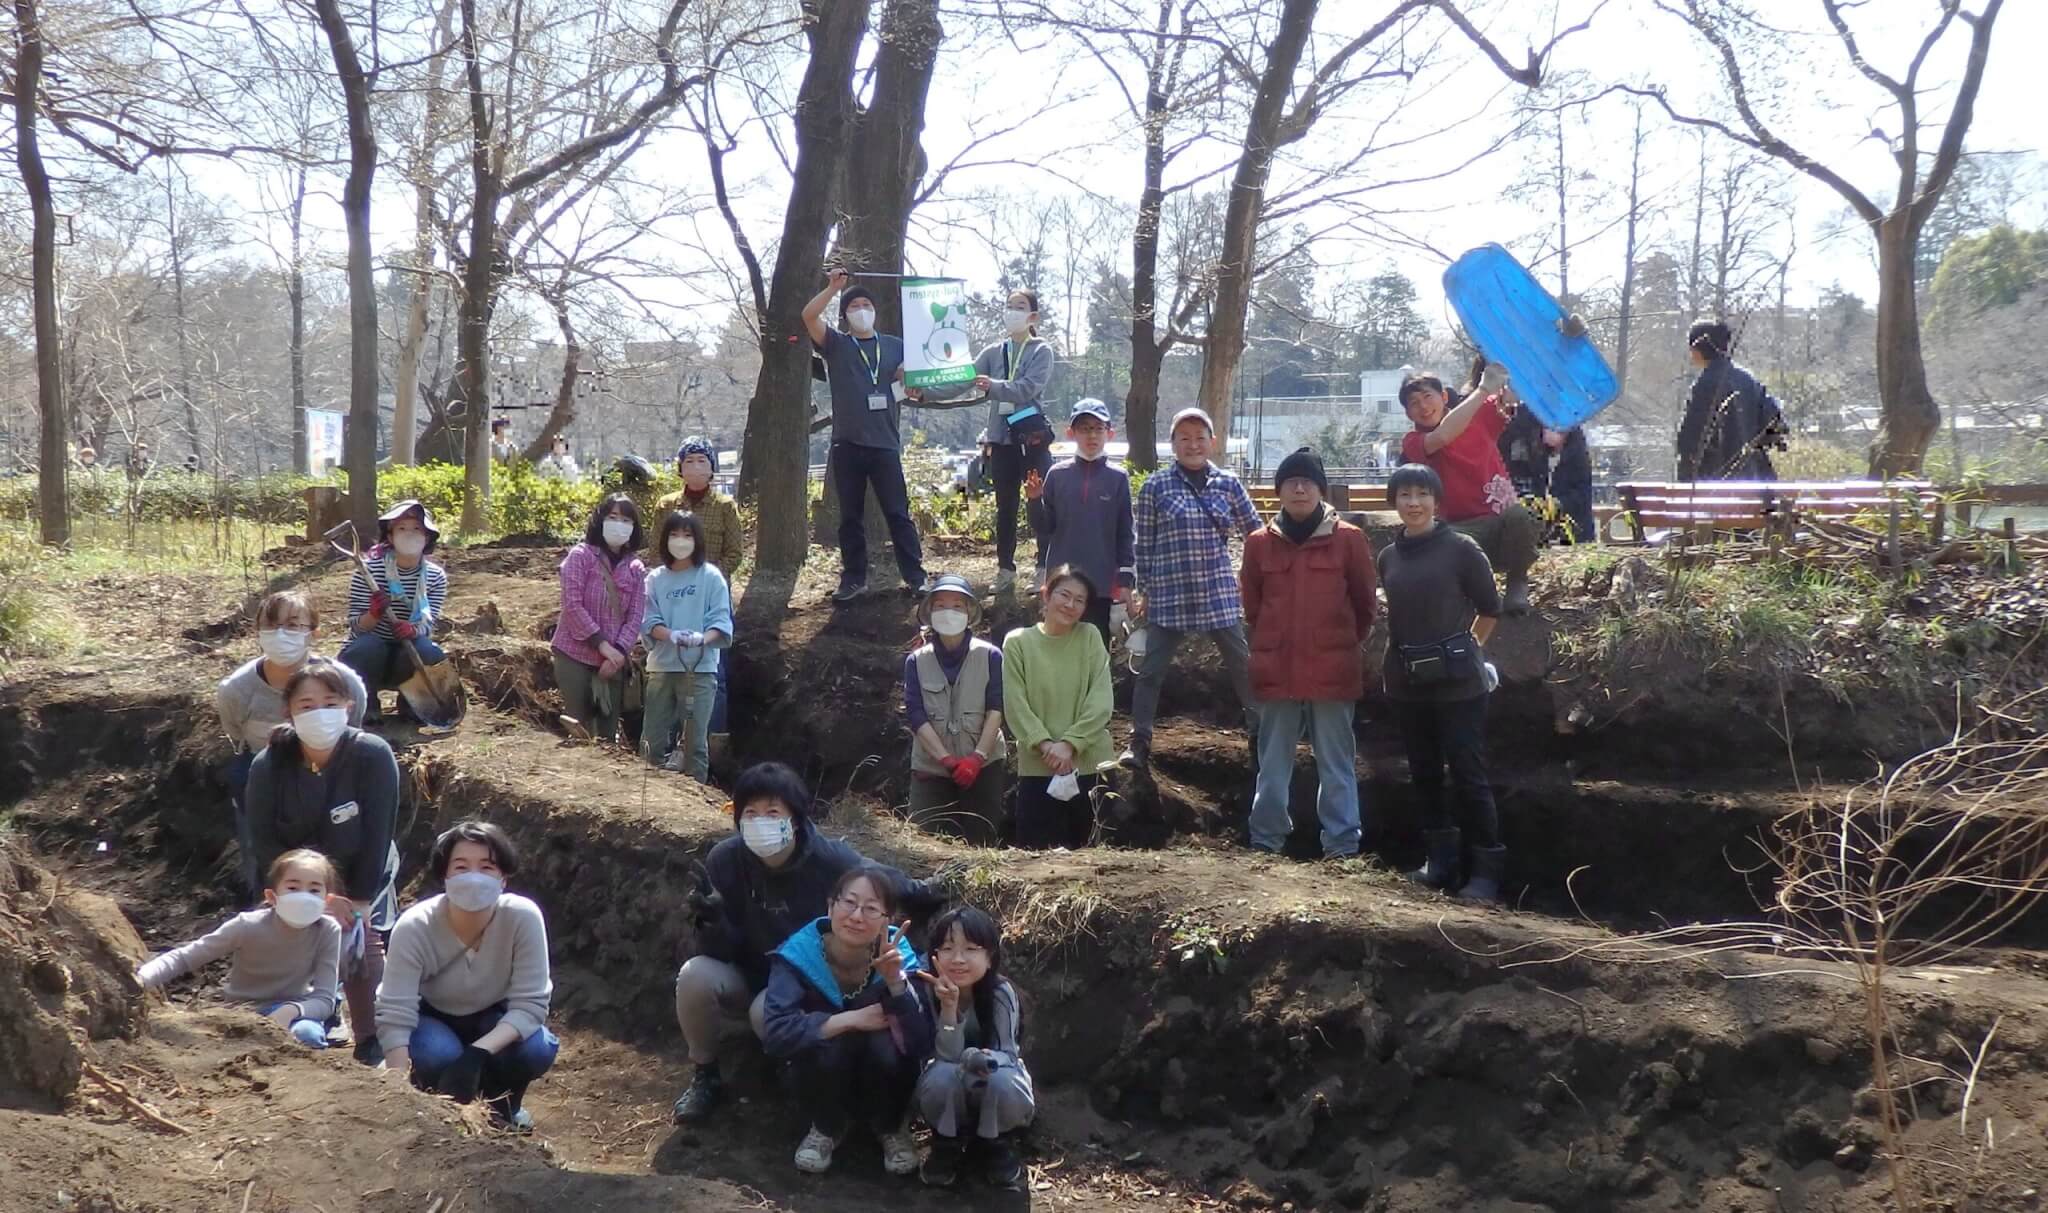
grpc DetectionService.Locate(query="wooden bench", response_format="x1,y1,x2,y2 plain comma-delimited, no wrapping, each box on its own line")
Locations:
1249,483,1357,514
1610,480,1935,544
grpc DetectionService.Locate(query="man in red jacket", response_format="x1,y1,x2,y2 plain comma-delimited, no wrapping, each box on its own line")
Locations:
1240,447,1378,857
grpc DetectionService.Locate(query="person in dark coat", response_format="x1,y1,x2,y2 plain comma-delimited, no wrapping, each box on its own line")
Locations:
670,762,944,1122
760,865,936,1176
1499,401,1595,544
1677,320,1782,482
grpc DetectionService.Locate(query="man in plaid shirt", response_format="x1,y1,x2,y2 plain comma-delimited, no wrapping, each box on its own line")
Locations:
1123,407,1261,770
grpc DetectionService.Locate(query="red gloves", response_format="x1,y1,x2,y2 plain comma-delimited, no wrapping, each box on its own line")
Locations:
951,754,984,789
938,755,961,772
393,619,417,640
365,591,389,621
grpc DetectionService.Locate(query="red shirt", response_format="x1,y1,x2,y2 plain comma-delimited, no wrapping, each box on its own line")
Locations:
1400,397,1516,522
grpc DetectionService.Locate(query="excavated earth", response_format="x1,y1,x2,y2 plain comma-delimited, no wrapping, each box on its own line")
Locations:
3,540,2048,1212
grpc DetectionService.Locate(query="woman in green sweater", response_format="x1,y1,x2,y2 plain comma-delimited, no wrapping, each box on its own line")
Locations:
1001,566,1114,848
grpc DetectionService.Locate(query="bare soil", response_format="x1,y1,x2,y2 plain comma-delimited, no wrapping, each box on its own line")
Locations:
6,541,2048,1212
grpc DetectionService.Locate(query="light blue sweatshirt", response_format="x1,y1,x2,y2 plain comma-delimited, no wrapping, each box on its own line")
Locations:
641,562,735,674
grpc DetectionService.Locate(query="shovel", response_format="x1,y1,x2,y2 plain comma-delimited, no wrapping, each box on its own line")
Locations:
330,528,467,729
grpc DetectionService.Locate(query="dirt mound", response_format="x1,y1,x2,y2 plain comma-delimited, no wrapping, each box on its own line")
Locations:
0,839,147,1107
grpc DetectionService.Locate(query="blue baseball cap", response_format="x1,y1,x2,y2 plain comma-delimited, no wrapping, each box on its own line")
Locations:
1070,399,1112,425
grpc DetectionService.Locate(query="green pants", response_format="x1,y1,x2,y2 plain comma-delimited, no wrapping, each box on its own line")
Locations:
645,670,718,781
907,766,1006,847
553,652,624,743
1452,503,1540,579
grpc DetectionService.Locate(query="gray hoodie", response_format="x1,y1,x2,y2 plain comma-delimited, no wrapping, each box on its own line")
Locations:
923,338,1057,444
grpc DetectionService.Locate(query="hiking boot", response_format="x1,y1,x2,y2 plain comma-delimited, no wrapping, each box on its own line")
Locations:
984,1135,1025,1190
1504,573,1532,615
920,1135,965,1186
1406,827,1462,891
352,1036,384,1068
1117,739,1151,771
793,1126,839,1174
992,568,1017,594
880,1125,921,1176
671,1067,724,1122
1457,843,1507,902
831,581,867,605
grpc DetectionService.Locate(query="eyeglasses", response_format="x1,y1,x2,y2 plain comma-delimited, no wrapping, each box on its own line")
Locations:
1048,589,1088,607
833,896,887,920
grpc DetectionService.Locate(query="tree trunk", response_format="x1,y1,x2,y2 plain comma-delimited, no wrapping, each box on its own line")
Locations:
520,292,582,460
389,0,458,467
314,0,381,537
1553,112,1569,300
14,0,67,546
165,173,203,466
819,0,941,566
1869,213,1939,476
738,0,873,574
454,0,502,533
1614,108,1643,402
287,164,310,474
1122,9,1174,473
1194,0,1317,443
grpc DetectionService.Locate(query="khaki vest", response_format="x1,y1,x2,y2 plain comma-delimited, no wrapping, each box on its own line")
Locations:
909,640,1008,776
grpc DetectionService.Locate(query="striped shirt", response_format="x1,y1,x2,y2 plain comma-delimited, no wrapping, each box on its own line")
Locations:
1134,463,1261,632
346,548,448,641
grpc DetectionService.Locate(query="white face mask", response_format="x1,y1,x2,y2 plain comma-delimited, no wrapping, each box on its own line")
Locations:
272,890,327,929
444,870,504,913
392,531,428,559
846,307,876,336
668,536,696,562
929,608,970,637
258,627,310,665
292,706,349,751
602,518,634,548
740,816,796,859
1003,309,1031,336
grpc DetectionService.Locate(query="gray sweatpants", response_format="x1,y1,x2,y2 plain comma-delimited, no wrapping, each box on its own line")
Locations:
674,955,767,1064
1129,621,1257,745
915,1058,1036,1139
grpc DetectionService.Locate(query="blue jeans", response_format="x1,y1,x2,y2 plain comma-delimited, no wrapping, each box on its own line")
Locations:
711,661,729,734
407,1002,559,1104
830,441,926,589
338,629,448,704
258,1001,330,1048
1249,700,1360,856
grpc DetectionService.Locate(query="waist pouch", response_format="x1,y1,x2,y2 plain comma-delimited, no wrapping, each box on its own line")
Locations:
1005,411,1053,446
1397,632,1479,687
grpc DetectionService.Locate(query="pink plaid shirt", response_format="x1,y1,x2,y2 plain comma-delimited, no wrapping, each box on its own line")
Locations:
552,542,647,668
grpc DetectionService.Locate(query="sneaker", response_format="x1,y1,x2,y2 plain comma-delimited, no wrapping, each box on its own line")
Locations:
920,1135,965,1186
1117,740,1151,771
880,1125,921,1176
671,1069,723,1123
832,581,867,604
992,568,1016,594
794,1126,839,1174
984,1136,1025,1190
489,1105,535,1134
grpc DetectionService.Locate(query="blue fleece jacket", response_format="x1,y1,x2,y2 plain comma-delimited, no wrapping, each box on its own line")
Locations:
760,919,934,1061
1026,455,1135,594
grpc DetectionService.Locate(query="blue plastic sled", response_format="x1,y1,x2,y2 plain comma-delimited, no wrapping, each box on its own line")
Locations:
1442,244,1618,430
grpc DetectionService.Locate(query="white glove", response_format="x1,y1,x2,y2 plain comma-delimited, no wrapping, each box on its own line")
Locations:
1483,661,1500,693
1478,360,1508,393
1109,601,1129,634
679,631,706,648
1047,771,1082,801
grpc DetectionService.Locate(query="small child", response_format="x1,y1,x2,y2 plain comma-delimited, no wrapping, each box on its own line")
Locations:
915,905,1035,1189
135,849,344,1048
642,511,735,780
1025,399,1134,643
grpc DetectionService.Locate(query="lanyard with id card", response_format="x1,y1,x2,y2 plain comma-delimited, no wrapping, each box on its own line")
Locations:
855,337,890,412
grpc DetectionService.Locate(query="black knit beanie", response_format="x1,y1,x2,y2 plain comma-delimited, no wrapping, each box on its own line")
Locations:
1274,447,1328,494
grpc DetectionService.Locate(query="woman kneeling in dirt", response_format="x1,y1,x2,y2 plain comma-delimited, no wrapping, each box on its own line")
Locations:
1002,566,1115,848
904,574,1008,845
914,904,1033,1189
761,864,935,1175
245,664,401,1065
216,589,368,892
376,821,558,1132
339,500,451,725
1378,463,1507,900
671,763,945,1123
552,494,649,744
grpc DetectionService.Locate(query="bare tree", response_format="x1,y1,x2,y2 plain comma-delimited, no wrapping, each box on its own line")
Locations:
10,0,66,544
1621,0,2008,475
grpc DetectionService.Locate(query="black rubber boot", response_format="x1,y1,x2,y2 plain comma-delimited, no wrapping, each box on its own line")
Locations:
1406,827,1462,891
671,1066,724,1122
920,1134,965,1186
1457,843,1507,901
983,1134,1025,1190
